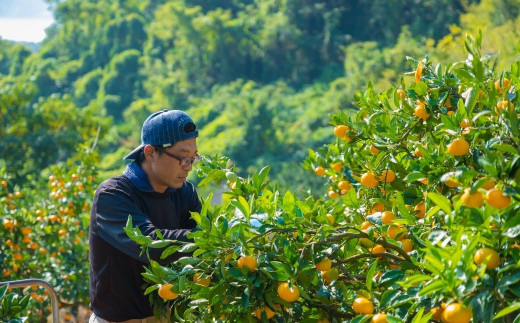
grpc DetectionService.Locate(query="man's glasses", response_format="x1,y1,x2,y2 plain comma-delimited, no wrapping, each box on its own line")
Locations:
154,146,202,167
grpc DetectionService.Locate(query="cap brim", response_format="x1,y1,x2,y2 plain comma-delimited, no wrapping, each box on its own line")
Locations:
123,144,144,160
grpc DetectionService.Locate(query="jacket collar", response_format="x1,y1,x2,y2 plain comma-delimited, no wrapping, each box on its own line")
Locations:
123,161,176,193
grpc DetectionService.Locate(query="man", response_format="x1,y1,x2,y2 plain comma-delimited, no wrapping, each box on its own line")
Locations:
89,110,202,322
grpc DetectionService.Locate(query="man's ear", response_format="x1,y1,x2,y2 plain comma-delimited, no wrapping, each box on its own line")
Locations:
143,145,157,161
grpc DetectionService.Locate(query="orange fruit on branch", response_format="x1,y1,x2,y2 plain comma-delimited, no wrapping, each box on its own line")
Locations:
397,89,406,100
352,297,374,314
474,248,500,269
387,225,407,240
379,170,395,183
158,283,178,300
331,162,343,172
193,273,211,287
414,101,430,120
370,145,380,155
321,268,339,283
238,256,258,272
485,188,510,209
277,282,300,302
372,313,388,323
414,201,426,218
494,78,510,93
361,172,379,187
441,303,472,323
415,61,424,83
334,125,349,138
315,258,332,271
461,188,483,208
314,166,325,176
255,305,276,319
447,138,470,156
381,211,395,224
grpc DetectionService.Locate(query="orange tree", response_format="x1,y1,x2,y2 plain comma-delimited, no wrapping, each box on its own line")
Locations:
0,146,98,321
126,33,520,322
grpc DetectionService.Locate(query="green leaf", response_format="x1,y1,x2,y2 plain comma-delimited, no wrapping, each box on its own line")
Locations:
366,260,378,292
492,144,519,155
242,287,250,309
464,87,479,114
379,270,405,287
403,172,426,183
415,81,427,96
493,302,520,319
179,243,198,253
144,285,159,295
282,191,295,212
161,245,180,259
419,280,446,296
177,257,199,265
149,240,172,249
504,225,520,238
0,285,7,299
427,192,451,214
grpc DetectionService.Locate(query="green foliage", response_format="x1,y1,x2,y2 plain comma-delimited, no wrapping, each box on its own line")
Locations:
0,285,30,323
0,81,110,185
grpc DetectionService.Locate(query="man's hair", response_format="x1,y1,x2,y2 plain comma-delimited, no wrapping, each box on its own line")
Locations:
136,146,164,165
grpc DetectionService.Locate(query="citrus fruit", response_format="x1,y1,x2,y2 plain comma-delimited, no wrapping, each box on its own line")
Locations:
254,305,275,319
474,248,500,269
494,77,510,92
158,284,178,300
414,147,424,157
277,282,300,302
461,188,483,208
397,89,406,100
334,125,349,138
371,245,385,254
328,191,340,198
352,297,374,314
441,303,472,323
379,170,395,183
315,258,332,271
338,181,351,190
321,268,339,283
381,211,395,224
400,239,413,253
193,273,211,287
361,172,379,187
415,61,423,83
485,188,510,209
447,138,470,156
387,225,407,240
414,201,426,218
237,256,258,272
415,102,430,120
481,177,495,190
372,313,387,323
314,166,325,176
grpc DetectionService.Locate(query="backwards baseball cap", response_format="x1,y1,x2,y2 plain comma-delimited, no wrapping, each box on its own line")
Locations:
123,109,198,160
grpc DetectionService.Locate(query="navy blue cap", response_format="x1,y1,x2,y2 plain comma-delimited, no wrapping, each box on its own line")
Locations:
123,109,198,160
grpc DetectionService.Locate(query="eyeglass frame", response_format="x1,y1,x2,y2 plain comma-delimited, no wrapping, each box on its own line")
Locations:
152,144,202,168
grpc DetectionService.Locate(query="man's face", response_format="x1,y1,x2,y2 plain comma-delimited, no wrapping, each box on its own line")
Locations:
147,138,198,191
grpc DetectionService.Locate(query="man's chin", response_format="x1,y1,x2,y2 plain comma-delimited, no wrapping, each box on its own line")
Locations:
169,180,185,189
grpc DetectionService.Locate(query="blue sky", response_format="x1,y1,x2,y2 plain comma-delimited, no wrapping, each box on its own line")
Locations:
0,0,54,42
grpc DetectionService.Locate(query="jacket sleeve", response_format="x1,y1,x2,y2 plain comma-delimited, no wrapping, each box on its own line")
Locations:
95,186,199,264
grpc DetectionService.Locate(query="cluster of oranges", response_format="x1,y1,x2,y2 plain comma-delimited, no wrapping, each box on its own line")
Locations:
302,45,518,322
1,169,95,321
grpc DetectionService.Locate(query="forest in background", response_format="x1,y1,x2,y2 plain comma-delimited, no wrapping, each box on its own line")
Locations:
1,0,520,195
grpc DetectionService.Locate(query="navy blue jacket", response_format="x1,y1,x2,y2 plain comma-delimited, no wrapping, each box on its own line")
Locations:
89,162,201,321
